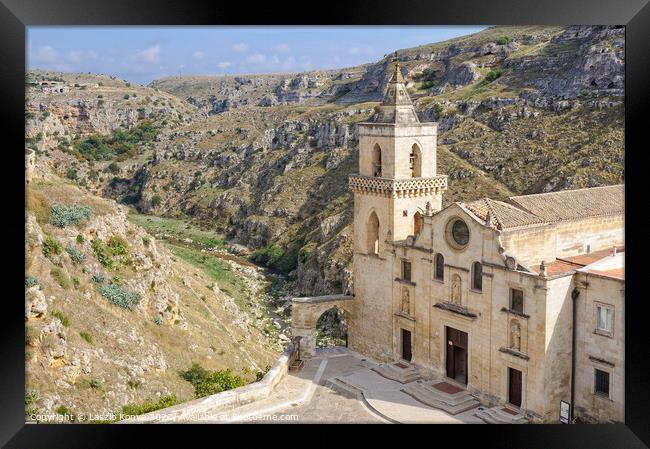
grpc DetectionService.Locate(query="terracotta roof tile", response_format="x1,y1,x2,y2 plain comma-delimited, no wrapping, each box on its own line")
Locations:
507,185,623,223
463,198,547,230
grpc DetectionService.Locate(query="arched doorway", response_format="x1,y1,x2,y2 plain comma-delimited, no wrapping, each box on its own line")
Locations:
316,306,348,349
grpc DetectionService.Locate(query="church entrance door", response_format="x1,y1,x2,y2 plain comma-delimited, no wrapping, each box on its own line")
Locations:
401,329,412,362
445,326,468,384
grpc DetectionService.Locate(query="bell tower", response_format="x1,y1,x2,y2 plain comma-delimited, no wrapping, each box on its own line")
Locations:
347,61,447,360
350,61,447,256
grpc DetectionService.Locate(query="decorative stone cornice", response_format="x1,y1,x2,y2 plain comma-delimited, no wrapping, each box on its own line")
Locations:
349,174,447,198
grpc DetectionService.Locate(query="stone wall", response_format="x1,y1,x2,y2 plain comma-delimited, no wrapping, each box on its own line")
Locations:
573,272,625,422
121,341,296,423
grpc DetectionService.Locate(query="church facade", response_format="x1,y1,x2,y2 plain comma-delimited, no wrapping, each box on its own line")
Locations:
293,63,624,424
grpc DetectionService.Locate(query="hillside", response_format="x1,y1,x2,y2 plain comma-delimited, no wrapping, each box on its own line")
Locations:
26,24,624,299
25,171,282,421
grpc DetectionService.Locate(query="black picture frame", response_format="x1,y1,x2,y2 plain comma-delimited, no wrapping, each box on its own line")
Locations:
2,0,649,447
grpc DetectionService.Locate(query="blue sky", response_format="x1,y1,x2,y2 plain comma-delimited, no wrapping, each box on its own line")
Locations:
27,26,486,85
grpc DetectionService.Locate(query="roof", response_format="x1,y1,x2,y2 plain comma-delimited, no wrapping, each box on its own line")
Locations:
507,184,624,223
531,246,624,279
368,62,421,124
462,185,624,231
463,198,547,230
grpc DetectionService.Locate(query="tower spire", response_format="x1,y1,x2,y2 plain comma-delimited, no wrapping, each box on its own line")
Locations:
372,59,419,124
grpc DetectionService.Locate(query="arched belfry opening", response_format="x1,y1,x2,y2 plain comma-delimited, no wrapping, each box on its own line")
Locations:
409,143,422,177
372,143,382,177
414,211,423,237
367,211,380,254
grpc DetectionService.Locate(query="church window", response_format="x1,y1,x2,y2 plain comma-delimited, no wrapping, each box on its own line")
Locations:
472,262,482,291
594,369,610,397
402,260,412,282
595,304,614,335
510,288,524,314
435,253,444,281
446,218,470,249
367,212,380,255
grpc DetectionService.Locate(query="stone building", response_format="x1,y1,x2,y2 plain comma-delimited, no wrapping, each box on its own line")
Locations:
292,63,624,423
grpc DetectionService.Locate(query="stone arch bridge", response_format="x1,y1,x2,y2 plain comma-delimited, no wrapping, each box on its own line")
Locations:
291,294,353,358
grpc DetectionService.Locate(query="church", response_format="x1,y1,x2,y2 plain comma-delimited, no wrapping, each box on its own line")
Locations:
291,63,624,424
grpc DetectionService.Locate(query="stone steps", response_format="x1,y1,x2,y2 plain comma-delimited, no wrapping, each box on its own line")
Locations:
371,361,421,384
401,381,480,415
474,405,528,424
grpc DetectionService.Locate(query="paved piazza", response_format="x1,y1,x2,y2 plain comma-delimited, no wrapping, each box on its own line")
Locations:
194,347,485,424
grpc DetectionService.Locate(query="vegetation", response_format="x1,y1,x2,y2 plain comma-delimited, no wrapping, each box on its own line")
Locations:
50,204,92,227
98,283,142,310
179,363,245,398
496,35,513,45
76,234,84,244
25,275,40,288
66,245,86,264
26,189,51,225
79,331,93,344
92,239,114,269
51,310,70,327
121,395,177,416
128,213,225,248
71,121,158,161
250,244,298,273
483,68,504,84
42,236,63,259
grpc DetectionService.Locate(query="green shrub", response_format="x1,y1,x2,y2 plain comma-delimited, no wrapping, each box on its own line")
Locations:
56,405,72,416
71,121,158,161
99,284,142,310
25,275,39,288
50,268,71,290
65,168,77,180
123,94,130,100
76,234,84,244
106,235,128,255
250,244,297,273
180,363,246,398
92,274,105,284
92,239,113,269
42,236,63,258
496,35,513,45
121,395,177,416
72,277,80,289
106,162,121,174
153,316,163,326
50,204,92,227
90,379,103,390
80,331,93,344
150,194,162,208
52,310,69,327
66,245,86,264
142,236,150,248
484,68,503,83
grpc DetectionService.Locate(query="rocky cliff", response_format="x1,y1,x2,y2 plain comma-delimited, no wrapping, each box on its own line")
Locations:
27,25,624,299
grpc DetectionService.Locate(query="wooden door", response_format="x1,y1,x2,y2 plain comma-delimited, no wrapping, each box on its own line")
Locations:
401,329,412,362
446,327,468,383
508,367,522,407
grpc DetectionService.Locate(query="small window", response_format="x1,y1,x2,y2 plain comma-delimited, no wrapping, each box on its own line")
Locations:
596,305,614,334
435,254,444,281
402,260,412,282
510,288,524,314
472,262,482,291
595,369,610,397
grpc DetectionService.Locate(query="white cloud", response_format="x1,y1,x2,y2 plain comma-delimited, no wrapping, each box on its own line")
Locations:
273,43,290,52
217,61,232,69
232,43,249,52
247,53,266,64
65,50,98,63
31,45,59,64
135,45,161,64
193,51,205,61
348,46,374,56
